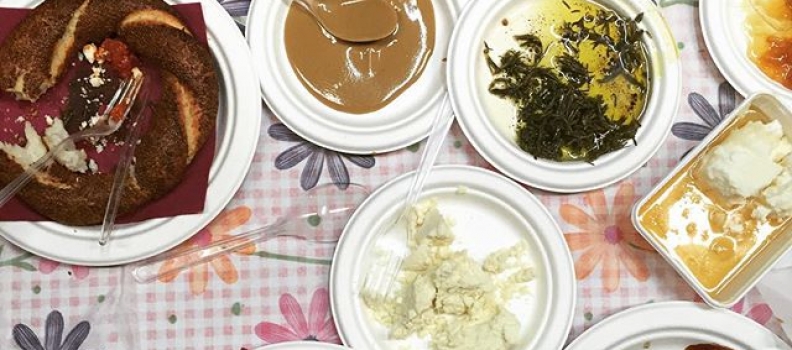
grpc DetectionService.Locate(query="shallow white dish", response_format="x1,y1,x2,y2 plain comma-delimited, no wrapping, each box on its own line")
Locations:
0,0,261,266
253,342,351,350
701,0,792,107
447,0,680,193
246,0,458,154
566,301,792,350
330,165,575,350
632,93,792,308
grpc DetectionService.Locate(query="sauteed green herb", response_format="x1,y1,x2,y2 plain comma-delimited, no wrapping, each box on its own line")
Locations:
485,5,649,162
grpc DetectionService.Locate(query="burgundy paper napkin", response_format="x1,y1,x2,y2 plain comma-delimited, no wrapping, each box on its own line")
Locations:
0,4,217,223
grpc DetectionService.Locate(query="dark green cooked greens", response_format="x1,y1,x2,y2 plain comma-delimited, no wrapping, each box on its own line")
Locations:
484,9,649,163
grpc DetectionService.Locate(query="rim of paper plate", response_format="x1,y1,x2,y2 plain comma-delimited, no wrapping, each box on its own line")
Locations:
566,301,792,349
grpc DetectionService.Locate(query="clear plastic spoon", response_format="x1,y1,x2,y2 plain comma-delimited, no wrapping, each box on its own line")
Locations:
131,183,370,283
292,0,398,42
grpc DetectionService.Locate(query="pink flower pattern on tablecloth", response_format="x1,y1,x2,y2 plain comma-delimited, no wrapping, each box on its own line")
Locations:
254,288,340,344
38,259,89,280
733,299,774,325
561,181,655,292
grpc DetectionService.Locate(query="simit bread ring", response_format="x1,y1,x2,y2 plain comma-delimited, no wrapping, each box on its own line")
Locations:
0,0,218,226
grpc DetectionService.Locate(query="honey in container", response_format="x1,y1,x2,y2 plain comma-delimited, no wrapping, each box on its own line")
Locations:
636,95,792,306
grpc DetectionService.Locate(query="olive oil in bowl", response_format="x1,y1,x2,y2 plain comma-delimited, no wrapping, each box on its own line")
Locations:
484,0,650,162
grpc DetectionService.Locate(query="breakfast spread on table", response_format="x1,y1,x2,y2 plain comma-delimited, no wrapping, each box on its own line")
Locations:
483,0,648,162
361,198,535,350
4,0,792,348
0,0,218,225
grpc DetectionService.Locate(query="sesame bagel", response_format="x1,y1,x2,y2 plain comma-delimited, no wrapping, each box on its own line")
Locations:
0,0,218,226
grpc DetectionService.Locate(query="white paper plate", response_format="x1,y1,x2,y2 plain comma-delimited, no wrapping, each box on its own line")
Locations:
566,301,792,350
0,0,262,266
447,0,681,193
246,0,458,154
253,342,351,350
330,165,575,350
701,0,792,106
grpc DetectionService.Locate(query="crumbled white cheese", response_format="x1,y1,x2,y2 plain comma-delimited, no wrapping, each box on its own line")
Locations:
753,204,773,221
45,115,54,126
14,116,24,124
483,241,530,274
43,119,88,173
456,186,468,195
0,122,47,169
82,43,97,64
699,120,792,201
363,199,532,350
761,165,792,218
87,158,98,173
88,66,105,88
89,76,104,88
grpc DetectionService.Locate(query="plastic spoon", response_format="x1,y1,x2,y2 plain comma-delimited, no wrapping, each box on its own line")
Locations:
293,0,398,42
131,183,370,283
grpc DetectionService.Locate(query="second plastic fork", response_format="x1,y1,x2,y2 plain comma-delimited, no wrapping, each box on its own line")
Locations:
99,83,150,246
361,93,454,303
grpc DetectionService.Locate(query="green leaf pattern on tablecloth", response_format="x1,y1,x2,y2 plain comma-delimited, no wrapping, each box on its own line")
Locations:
253,251,332,266
0,245,37,271
231,302,243,316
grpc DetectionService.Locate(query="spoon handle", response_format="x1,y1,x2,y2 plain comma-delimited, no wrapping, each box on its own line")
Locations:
130,219,289,283
400,94,454,216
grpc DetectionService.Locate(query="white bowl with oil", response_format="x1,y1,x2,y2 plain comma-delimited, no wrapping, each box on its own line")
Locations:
447,0,681,193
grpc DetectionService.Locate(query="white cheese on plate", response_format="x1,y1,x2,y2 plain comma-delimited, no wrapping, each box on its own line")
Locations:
43,118,88,173
0,122,47,169
363,198,532,350
761,165,792,218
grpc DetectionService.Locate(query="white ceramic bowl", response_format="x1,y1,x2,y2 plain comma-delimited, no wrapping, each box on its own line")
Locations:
330,165,575,350
246,0,458,154
447,0,681,193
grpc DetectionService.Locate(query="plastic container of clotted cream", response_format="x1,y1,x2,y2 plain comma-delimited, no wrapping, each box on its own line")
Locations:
632,93,792,308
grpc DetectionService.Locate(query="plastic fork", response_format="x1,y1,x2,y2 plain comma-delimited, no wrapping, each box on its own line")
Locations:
0,70,145,209
98,83,150,246
130,183,370,283
360,93,454,303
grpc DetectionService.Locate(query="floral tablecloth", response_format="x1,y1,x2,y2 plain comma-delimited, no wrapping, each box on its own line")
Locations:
1,0,789,349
